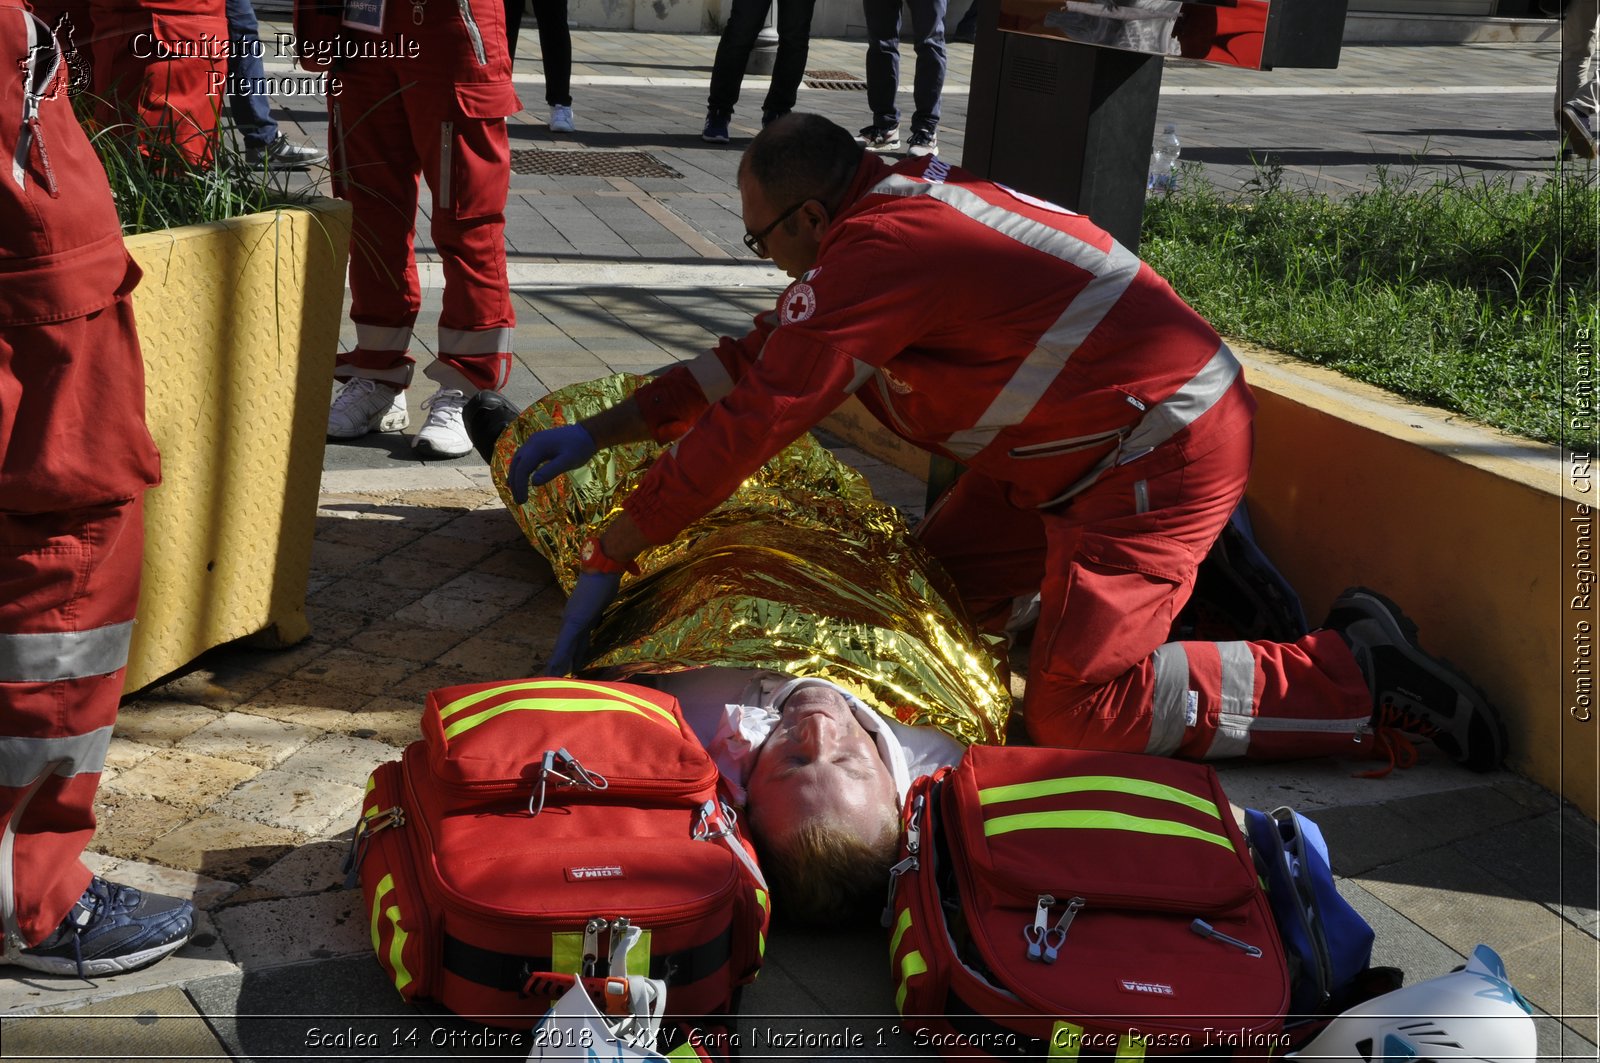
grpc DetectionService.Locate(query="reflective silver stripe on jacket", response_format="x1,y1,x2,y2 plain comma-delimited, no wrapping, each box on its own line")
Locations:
0,729,113,789
1036,343,1241,510
865,174,1142,458
0,621,135,684
1202,641,1257,759
11,10,59,191
1119,342,1242,464
686,350,735,403
1146,642,1191,756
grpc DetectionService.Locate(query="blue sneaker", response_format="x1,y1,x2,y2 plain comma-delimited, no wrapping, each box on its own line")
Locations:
702,112,731,144
9,877,195,979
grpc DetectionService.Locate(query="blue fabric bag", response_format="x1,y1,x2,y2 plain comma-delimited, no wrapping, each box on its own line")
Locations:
1244,805,1376,1017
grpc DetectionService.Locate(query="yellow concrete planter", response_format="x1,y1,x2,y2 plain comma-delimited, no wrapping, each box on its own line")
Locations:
822,342,1599,820
121,199,352,693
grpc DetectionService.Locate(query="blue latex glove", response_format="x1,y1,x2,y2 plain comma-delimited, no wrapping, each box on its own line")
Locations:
509,424,598,504
541,570,623,676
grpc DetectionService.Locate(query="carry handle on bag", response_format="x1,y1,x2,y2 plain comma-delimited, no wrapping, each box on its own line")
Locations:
1244,806,1376,1017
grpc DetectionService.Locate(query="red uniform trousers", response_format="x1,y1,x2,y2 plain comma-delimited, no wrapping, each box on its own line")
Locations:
27,0,227,166
329,57,516,395
916,414,1374,761
1,1,159,949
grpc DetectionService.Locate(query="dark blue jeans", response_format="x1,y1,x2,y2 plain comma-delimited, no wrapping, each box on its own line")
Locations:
225,0,275,148
506,0,572,106
706,0,817,118
863,0,947,133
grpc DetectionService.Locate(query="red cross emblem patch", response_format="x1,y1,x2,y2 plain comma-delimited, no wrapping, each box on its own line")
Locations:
781,283,817,324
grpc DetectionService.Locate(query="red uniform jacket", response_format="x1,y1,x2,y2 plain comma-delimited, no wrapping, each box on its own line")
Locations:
623,153,1254,546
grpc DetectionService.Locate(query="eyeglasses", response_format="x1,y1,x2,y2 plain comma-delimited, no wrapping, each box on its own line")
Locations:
742,199,811,257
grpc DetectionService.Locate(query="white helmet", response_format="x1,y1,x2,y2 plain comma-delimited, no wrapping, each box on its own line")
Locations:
1288,945,1538,1061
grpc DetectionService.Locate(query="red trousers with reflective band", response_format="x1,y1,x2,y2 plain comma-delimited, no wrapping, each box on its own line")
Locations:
916,419,1373,760
1,1,158,947
0,302,154,947
327,16,519,394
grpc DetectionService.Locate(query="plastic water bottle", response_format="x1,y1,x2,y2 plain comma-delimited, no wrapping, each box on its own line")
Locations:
1147,124,1181,193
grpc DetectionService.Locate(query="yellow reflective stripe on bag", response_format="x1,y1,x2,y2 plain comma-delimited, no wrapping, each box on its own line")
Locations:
370,874,414,991
889,907,914,961
1116,1033,1148,1060
435,681,678,739
977,775,1221,820
1049,1021,1084,1059
435,681,678,730
982,809,1234,852
894,950,927,1014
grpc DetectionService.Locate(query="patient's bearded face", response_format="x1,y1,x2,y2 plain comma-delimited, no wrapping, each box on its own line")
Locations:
746,687,897,845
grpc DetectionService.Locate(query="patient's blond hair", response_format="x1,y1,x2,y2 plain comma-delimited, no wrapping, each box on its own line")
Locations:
749,806,900,927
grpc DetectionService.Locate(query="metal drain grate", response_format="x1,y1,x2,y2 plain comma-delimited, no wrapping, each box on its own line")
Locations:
510,149,683,178
804,69,868,90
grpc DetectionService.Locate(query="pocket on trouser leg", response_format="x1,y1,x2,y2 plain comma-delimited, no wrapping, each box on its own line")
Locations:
1027,530,1203,748
441,83,517,219
1035,530,1199,687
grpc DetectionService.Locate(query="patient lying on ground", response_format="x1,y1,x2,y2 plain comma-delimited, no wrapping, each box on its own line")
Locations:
474,374,1005,924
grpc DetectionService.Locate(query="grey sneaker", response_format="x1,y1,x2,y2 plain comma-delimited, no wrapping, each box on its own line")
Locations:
549,104,576,133
1560,102,1597,160
907,128,938,157
856,124,900,152
8,877,194,979
413,388,473,459
328,377,408,439
1323,587,1507,772
244,133,327,171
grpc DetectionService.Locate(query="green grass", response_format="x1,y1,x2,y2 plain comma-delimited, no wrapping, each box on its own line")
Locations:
88,111,320,236
1140,162,1598,451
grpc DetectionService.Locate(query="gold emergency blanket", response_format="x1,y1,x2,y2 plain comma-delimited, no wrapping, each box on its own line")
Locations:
490,374,1010,746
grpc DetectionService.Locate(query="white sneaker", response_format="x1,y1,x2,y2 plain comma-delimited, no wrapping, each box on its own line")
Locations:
549,105,576,133
413,389,473,459
328,377,407,439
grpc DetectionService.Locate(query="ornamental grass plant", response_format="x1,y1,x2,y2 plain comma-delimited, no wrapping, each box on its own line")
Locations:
87,110,321,237
1140,161,1598,451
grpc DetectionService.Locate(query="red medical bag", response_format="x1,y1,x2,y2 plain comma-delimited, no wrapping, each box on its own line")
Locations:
346,677,769,1040
887,746,1290,1058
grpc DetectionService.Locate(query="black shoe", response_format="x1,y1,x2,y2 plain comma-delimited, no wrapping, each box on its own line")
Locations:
1324,587,1507,772
702,112,731,144
464,389,522,464
9,877,194,979
761,109,790,127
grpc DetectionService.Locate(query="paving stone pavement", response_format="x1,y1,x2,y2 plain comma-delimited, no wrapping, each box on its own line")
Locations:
2,20,1596,1063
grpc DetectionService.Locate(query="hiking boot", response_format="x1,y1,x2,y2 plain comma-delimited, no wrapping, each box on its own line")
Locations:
907,128,938,157
1324,587,1507,772
244,133,327,171
856,124,900,152
328,377,408,439
8,877,194,979
464,389,523,463
549,104,576,133
702,112,731,144
413,388,473,459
